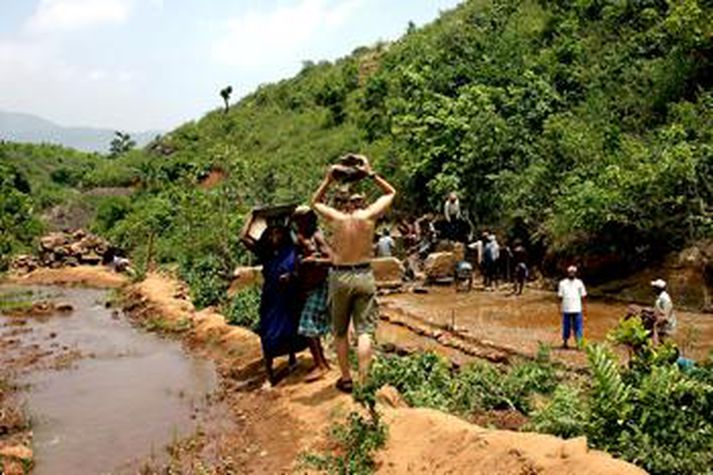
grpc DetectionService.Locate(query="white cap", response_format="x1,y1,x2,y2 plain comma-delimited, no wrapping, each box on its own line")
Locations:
567,265,577,273
651,279,667,289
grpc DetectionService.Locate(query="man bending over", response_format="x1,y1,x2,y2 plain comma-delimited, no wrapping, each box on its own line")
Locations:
311,156,396,393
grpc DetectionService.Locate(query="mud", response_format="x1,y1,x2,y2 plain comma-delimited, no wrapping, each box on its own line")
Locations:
382,286,713,363
0,285,217,474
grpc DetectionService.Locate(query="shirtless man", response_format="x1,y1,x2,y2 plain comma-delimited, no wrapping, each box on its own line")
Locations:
311,156,396,392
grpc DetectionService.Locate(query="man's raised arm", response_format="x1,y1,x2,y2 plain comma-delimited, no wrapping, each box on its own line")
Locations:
311,166,344,222
364,163,396,219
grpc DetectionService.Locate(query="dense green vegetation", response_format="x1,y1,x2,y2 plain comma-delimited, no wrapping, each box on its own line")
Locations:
356,322,713,475
0,141,149,270
109,0,711,280
3,0,711,290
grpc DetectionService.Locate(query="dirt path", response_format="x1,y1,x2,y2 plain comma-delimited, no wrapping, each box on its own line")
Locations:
3,265,128,289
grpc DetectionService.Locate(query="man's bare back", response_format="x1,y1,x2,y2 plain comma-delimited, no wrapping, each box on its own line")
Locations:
329,213,376,265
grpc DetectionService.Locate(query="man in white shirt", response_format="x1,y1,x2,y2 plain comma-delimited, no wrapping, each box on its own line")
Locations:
558,265,587,349
375,229,395,257
651,279,675,344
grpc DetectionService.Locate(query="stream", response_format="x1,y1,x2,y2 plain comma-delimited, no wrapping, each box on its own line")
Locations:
0,285,217,474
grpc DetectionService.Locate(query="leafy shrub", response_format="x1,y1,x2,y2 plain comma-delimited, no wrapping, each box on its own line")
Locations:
178,254,230,309
302,410,387,475
531,343,713,475
92,196,132,235
362,351,557,416
363,353,454,410
526,384,587,439
222,286,260,331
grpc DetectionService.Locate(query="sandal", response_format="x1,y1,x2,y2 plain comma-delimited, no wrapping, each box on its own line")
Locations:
335,378,353,394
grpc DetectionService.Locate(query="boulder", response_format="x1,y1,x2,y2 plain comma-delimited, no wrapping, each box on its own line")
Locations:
228,266,263,296
72,229,87,240
0,444,33,462
424,252,456,281
80,252,102,265
453,242,465,262
371,257,403,282
55,302,74,313
376,385,408,408
40,232,68,251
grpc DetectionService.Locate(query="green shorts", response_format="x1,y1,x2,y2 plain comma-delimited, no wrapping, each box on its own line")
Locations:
329,267,378,337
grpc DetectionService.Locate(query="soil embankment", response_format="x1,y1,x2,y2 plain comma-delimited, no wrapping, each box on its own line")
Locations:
5,265,127,289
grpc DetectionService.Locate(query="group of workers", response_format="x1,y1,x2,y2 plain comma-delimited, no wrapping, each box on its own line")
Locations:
249,156,394,391
247,155,678,389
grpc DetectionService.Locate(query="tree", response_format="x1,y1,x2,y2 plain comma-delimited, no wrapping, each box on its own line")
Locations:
220,86,233,113
109,131,136,158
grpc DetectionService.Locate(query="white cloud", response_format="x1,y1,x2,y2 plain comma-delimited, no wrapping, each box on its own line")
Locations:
26,0,132,33
211,0,367,68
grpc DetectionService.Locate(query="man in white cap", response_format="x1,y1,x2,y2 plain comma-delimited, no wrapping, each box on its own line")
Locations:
651,279,675,344
558,265,587,349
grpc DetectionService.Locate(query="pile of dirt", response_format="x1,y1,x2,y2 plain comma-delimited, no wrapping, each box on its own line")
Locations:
376,406,646,475
10,230,111,273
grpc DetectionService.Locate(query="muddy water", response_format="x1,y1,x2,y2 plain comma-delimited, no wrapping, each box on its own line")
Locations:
382,287,713,361
0,286,217,474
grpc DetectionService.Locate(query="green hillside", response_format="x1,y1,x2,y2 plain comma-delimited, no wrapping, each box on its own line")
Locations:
3,0,712,299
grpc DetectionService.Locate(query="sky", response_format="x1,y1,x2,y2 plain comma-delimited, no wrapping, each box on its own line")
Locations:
0,0,462,132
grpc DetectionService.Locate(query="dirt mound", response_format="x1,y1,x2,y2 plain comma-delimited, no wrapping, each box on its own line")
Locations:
377,407,645,475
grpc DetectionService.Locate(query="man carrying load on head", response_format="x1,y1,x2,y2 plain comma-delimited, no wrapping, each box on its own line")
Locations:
311,154,396,393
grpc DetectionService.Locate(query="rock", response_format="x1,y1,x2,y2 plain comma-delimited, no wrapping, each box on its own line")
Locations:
55,302,74,313
69,242,87,256
80,252,102,265
453,242,465,262
72,229,87,240
0,444,33,462
424,252,456,281
376,385,408,408
372,257,403,282
40,232,68,251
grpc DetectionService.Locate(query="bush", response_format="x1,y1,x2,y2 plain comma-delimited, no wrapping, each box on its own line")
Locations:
526,384,587,439
362,351,557,416
178,254,230,309
530,343,713,475
222,286,260,331
302,410,388,475
92,196,132,235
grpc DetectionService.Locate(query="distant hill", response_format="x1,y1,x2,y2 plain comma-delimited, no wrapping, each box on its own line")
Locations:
0,110,161,153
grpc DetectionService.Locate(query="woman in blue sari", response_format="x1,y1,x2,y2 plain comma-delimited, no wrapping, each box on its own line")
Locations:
256,224,307,384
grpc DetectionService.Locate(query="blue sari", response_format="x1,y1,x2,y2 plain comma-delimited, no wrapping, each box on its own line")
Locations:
258,243,307,358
